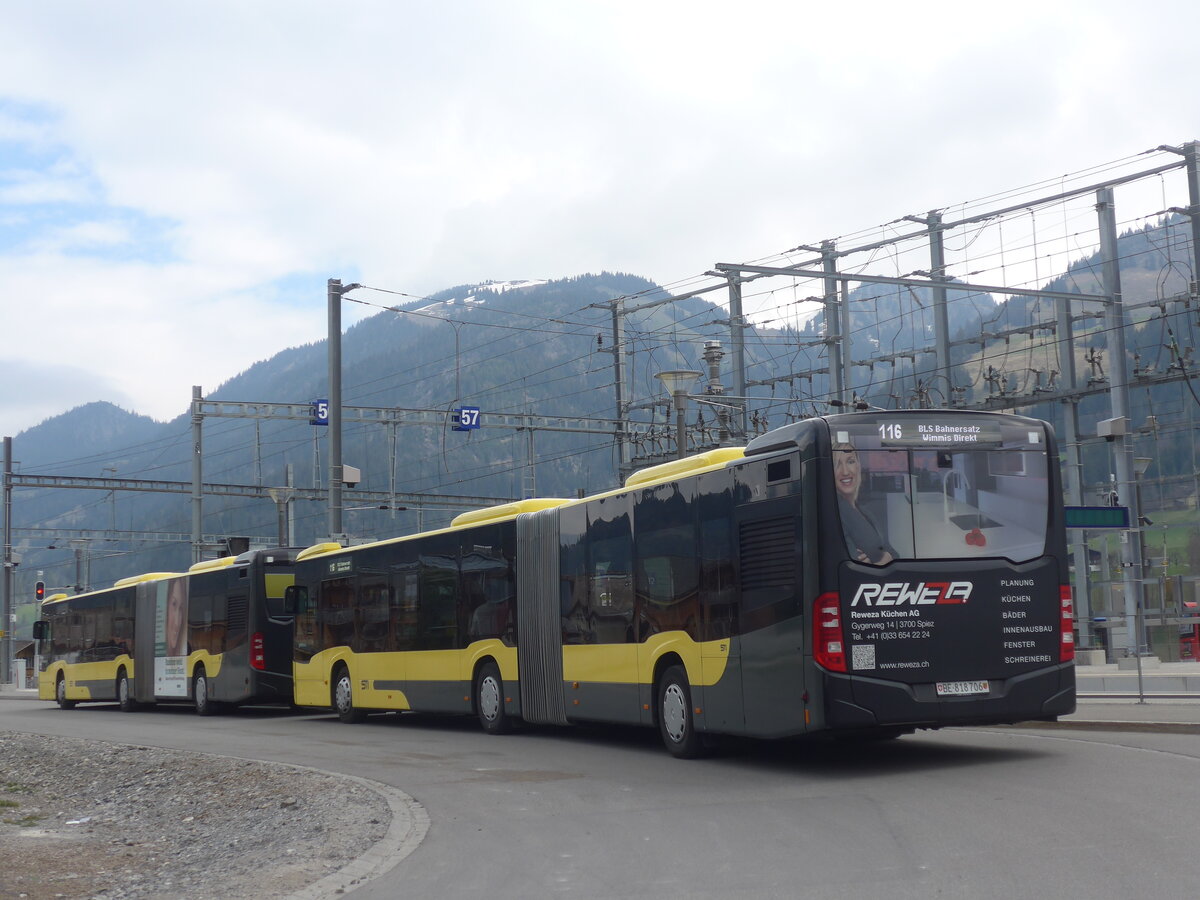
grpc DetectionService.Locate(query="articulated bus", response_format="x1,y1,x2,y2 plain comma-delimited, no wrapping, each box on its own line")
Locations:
35,548,299,714
286,409,1075,756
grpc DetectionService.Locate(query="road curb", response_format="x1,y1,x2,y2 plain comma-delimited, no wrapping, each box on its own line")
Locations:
285,768,430,899
1004,719,1200,735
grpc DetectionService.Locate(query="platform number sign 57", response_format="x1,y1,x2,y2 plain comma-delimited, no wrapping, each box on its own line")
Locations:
453,406,481,431
310,399,329,426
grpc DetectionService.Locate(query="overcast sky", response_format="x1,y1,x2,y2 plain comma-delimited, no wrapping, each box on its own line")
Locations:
1,0,1196,440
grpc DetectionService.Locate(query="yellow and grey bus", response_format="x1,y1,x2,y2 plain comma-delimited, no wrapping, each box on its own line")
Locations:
287,410,1075,756
35,548,298,714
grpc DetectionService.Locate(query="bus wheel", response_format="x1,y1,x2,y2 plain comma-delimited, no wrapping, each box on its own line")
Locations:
333,666,365,723
475,661,512,735
117,670,137,712
194,669,219,716
56,674,76,710
657,665,704,759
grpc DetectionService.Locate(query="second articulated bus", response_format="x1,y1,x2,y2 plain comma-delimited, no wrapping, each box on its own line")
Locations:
286,409,1075,756
36,548,299,714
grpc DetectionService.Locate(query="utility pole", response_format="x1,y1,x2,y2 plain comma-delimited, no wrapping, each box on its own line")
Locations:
610,297,631,474
266,464,295,548
1056,291,1092,649
2,437,12,684
191,386,204,564
820,242,845,405
327,278,361,544
904,211,953,402
1187,141,1200,290
1097,187,1146,659
725,275,748,437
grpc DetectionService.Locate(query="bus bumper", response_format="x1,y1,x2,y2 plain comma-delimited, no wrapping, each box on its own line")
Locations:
822,663,1076,730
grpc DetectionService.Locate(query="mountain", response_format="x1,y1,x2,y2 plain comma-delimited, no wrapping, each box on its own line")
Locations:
14,402,162,469
8,272,752,601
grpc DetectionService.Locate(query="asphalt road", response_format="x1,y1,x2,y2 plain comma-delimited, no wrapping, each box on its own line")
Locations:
4,695,1199,900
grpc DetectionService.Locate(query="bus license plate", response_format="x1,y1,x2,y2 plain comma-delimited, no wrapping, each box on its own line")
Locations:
936,680,989,696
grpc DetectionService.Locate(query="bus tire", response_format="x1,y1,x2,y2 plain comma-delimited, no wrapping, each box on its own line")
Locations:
194,668,219,716
117,669,137,712
333,665,365,723
657,664,704,759
56,674,76,710
475,661,512,735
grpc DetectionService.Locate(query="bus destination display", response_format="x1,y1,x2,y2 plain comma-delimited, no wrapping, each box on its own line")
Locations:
873,418,1007,446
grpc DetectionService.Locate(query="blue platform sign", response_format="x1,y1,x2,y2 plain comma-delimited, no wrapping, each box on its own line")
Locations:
310,399,329,426
453,406,481,431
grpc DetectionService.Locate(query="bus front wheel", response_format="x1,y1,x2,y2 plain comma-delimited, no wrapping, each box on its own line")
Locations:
333,666,365,723
56,674,76,710
475,661,512,735
657,665,704,759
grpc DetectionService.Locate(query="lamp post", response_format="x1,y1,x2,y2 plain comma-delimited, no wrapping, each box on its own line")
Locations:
328,278,362,544
655,370,702,460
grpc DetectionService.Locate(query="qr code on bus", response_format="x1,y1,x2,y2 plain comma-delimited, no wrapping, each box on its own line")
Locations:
852,644,876,671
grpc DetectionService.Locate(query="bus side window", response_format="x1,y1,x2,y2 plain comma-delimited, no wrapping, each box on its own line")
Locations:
283,585,309,615
292,586,320,663
391,567,420,652
320,578,356,648
559,504,590,645
418,537,459,650
699,515,736,640
355,576,391,653
635,481,698,641
697,470,737,641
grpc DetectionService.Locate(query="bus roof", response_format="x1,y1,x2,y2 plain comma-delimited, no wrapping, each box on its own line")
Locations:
188,556,238,574
623,447,745,490
112,571,185,588
294,446,752,565
450,497,569,529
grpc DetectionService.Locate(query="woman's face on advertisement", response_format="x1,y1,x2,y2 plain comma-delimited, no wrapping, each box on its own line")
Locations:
834,447,861,501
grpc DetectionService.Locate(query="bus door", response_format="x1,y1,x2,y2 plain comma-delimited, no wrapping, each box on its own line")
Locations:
259,568,297,678
735,496,807,738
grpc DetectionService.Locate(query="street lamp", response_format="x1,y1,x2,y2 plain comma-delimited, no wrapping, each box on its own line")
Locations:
328,278,363,544
655,370,702,460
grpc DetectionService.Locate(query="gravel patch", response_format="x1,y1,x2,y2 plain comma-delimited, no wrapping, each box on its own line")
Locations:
0,731,394,899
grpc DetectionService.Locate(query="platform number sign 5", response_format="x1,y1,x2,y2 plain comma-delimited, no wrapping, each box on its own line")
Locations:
453,406,481,431
310,399,329,426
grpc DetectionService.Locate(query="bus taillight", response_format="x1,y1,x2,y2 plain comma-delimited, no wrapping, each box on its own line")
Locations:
251,632,266,671
814,592,847,673
1059,585,1075,662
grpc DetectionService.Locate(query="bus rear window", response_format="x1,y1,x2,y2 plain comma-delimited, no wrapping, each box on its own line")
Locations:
833,419,1049,564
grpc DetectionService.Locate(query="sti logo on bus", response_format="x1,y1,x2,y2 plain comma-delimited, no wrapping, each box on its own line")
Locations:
851,581,973,607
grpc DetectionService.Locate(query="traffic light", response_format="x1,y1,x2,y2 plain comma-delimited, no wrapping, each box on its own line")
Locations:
35,581,45,602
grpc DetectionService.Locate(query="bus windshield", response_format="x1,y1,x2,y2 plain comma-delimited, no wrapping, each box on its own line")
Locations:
832,414,1049,564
